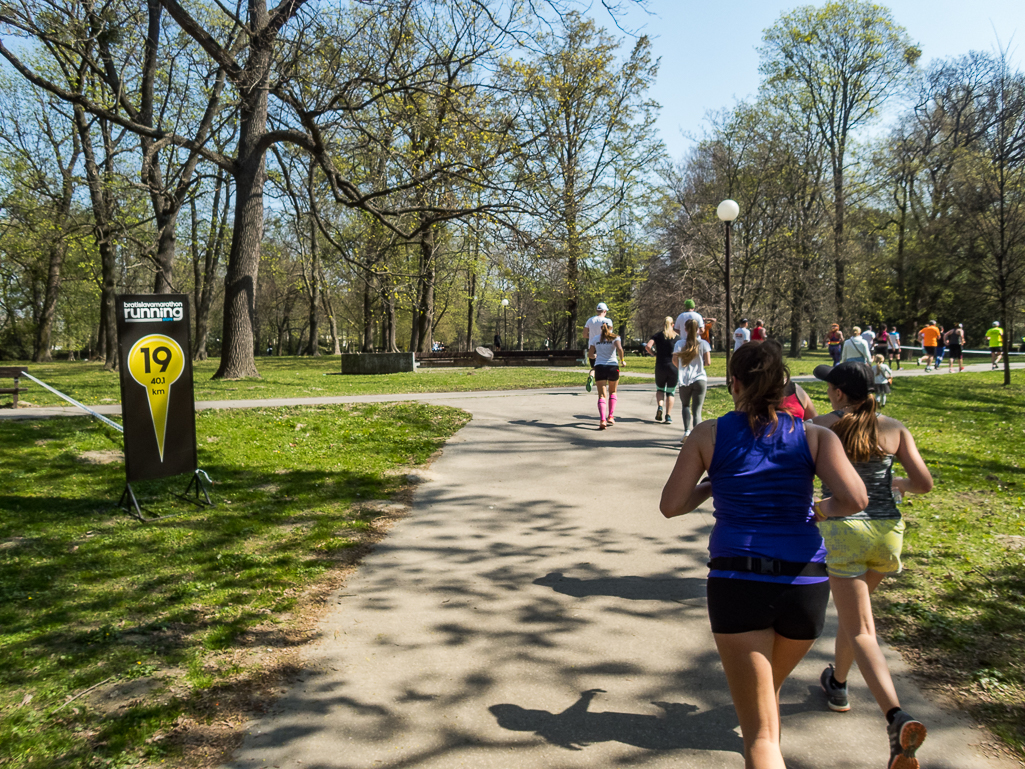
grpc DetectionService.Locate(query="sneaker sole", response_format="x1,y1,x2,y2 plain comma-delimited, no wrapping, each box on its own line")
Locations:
820,676,850,712
888,721,926,769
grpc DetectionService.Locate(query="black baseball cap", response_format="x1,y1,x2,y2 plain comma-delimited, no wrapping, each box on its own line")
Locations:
813,362,875,400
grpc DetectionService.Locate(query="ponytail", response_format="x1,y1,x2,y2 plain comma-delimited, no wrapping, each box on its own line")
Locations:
730,341,790,435
663,316,678,340
677,319,701,365
830,396,885,462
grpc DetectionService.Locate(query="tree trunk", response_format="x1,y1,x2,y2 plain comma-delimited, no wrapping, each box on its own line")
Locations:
833,167,846,326
379,273,398,353
565,207,580,349
75,106,120,370
212,30,271,379
33,242,64,363
415,227,436,353
152,206,178,293
362,272,375,352
466,267,476,351
192,173,229,360
99,242,118,370
306,197,321,356
320,288,341,355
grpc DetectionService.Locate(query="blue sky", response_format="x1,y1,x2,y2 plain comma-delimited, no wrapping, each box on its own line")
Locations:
600,0,1023,160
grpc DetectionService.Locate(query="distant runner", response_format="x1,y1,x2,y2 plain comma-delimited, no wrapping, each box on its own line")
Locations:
887,327,902,369
674,299,705,343
645,317,679,425
584,303,613,392
733,318,751,351
944,325,965,373
916,321,941,372
986,322,1003,369
589,323,624,430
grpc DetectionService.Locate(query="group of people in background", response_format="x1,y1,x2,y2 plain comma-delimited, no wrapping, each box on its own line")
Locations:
585,302,1012,437
827,319,1010,374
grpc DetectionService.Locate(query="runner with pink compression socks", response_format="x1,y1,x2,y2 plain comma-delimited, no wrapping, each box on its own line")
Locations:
588,323,625,430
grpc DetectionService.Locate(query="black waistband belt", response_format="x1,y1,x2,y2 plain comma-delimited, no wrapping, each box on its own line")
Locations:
707,556,828,578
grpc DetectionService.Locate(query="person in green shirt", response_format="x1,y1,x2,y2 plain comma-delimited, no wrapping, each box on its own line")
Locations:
985,322,1003,369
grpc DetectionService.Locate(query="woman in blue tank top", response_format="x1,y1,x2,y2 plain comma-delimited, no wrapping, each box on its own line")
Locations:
660,343,867,769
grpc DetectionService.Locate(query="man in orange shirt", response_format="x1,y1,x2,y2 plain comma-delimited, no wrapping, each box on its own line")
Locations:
918,320,942,372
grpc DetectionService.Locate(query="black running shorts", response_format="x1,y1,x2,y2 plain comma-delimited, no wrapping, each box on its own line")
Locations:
593,364,620,382
706,577,829,640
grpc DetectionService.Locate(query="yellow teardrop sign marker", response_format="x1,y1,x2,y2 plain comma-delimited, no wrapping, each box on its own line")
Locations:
127,334,185,461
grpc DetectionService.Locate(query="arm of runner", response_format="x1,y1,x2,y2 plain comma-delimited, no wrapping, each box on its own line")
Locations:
660,420,714,518
796,384,818,419
891,421,933,496
806,424,868,518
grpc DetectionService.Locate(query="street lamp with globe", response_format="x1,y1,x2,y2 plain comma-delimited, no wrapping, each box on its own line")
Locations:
501,298,509,349
717,199,740,387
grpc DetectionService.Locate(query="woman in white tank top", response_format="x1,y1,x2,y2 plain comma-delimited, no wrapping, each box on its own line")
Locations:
588,324,625,430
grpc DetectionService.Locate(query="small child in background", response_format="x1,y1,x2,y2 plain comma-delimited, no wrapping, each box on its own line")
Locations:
873,354,894,406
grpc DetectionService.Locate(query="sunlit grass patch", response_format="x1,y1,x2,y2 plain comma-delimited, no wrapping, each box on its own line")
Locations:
0,402,469,768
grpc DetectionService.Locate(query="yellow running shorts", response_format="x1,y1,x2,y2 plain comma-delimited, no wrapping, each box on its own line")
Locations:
818,518,906,579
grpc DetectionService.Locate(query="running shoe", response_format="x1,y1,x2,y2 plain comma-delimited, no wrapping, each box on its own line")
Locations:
887,710,926,769
820,665,850,712
598,421,607,430
655,406,663,422
607,416,615,426
664,414,673,424
586,374,594,392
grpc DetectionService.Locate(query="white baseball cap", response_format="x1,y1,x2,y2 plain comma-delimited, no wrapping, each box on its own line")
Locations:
993,321,1000,326
597,302,609,311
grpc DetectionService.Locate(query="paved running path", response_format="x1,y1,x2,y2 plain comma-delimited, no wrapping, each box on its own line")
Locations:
213,384,1012,769
3,363,1021,768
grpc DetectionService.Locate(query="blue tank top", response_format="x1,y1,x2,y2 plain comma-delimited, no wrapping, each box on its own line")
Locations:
707,411,826,584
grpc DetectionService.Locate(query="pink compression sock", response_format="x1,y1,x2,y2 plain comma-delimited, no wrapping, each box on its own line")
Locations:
609,393,618,418
597,397,608,422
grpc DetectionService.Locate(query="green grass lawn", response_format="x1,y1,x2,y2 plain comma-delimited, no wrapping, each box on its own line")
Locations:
801,371,1025,757
0,402,470,769
4,357,653,409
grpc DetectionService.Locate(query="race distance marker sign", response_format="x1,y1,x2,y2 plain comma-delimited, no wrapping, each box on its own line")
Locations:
116,295,199,485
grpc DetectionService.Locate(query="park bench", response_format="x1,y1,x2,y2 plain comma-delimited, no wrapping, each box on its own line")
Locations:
0,366,29,408
415,349,584,368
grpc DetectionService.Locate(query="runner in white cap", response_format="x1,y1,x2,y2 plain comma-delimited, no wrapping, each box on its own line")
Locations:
584,303,613,391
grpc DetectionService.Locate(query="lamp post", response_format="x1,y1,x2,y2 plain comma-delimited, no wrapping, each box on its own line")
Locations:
717,199,740,388
501,298,509,349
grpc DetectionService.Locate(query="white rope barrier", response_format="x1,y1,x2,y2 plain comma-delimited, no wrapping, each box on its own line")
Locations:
20,372,125,432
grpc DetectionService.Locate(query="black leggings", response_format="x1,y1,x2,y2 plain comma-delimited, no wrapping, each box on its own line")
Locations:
655,363,678,392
